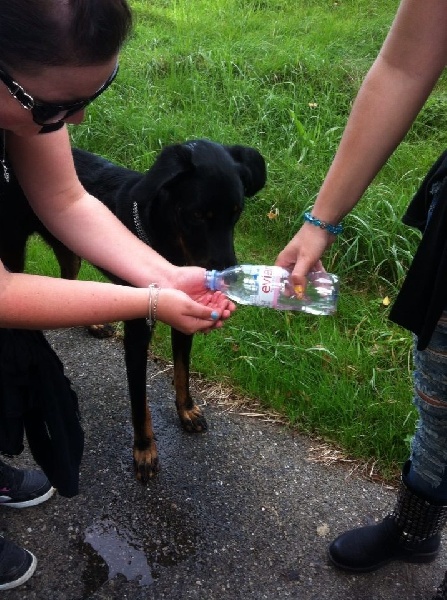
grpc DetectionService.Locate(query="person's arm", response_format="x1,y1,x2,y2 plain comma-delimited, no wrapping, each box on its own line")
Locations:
0,262,230,333
7,128,182,289
3,129,234,332
276,0,447,285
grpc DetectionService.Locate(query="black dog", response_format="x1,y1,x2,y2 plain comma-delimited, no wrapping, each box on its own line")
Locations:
0,140,266,482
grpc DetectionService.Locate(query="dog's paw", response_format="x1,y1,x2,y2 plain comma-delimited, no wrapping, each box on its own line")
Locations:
178,405,208,433
133,447,160,484
87,323,116,339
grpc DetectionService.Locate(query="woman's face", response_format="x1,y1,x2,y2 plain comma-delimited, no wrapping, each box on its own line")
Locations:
0,57,118,135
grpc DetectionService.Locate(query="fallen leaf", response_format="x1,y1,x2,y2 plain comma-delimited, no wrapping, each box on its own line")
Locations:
267,207,279,220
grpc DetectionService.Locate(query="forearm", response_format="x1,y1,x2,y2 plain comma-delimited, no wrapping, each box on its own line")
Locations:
312,0,447,224
0,268,149,329
38,191,178,288
280,60,437,278
276,0,447,286
7,130,178,289
312,55,443,224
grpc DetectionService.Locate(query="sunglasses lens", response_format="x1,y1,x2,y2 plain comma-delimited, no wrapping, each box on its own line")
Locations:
30,64,118,125
38,121,66,134
32,104,85,125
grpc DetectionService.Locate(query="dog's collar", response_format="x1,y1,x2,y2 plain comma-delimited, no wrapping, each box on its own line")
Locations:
132,201,150,245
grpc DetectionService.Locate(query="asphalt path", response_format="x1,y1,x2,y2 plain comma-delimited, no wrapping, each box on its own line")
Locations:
1,327,445,600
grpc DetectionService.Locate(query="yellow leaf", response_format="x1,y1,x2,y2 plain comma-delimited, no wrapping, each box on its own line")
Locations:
382,296,391,306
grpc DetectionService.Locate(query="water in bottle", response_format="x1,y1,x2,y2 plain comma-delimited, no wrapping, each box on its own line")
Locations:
205,265,339,315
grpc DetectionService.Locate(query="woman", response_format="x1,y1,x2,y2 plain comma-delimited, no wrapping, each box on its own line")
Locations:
0,0,234,589
275,1,447,598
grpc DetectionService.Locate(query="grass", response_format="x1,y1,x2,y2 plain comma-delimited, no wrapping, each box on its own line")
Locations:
26,0,447,481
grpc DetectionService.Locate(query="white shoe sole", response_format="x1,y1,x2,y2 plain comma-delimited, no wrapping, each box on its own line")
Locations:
0,486,56,508
0,551,37,590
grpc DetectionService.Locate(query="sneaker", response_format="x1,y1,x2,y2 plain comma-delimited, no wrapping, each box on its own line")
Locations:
0,461,55,508
0,537,37,590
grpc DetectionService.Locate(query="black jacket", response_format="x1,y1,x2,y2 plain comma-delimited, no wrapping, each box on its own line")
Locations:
389,150,447,350
0,328,84,498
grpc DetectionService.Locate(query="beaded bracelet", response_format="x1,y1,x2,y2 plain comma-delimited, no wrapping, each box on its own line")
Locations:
303,211,344,235
146,283,160,330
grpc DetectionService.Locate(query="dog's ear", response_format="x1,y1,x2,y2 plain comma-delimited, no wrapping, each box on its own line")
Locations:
145,144,195,193
224,145,267,197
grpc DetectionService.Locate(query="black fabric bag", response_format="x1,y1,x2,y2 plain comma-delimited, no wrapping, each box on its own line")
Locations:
390,150,447,350
0,329,84,497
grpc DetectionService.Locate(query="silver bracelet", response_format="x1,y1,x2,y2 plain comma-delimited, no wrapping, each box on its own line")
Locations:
146,283,160,329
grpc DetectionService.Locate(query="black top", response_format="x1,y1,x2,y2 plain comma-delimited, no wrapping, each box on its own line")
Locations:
389,150,447,350
0,129,84,497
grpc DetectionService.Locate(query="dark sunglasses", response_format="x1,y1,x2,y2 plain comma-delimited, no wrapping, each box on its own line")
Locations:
0,63,119,126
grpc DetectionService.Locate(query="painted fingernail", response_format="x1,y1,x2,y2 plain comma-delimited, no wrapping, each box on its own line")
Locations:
211,310,219,320
294,285,304,299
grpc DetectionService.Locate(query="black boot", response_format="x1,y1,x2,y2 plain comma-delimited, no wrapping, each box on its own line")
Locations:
433,571,447,600
329,462,447,572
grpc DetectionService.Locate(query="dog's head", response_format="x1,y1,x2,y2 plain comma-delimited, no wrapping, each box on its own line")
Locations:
132,139,266,269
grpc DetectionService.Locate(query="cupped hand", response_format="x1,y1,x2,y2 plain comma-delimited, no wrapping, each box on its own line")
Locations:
156,288,235,335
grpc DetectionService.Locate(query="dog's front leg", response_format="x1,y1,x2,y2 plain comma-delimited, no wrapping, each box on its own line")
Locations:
45,236,82,280
171,329,207,432
123,318,159,483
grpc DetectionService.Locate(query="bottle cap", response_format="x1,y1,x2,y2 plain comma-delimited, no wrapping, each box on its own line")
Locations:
205,270,217,291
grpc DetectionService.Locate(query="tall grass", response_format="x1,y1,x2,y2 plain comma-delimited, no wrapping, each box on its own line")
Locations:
27,0,447,480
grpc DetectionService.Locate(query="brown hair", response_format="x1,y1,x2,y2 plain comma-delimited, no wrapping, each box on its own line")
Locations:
0,0,133,72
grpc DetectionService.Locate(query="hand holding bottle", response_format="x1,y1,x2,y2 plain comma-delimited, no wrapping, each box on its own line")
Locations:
275,221,335,291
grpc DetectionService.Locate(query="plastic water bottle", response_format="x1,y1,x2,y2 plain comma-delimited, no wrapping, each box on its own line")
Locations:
205,265,339,315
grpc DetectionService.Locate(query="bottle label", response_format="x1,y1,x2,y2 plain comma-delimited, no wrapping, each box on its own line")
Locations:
248,265,282,306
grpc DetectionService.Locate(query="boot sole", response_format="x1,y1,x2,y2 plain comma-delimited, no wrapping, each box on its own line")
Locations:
328,547,440,573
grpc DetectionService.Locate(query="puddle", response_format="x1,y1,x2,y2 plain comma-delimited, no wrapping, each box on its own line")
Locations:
84,518,154,587
80,500,198,597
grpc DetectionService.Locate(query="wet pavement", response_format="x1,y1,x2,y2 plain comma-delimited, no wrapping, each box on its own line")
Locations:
1,327,446,600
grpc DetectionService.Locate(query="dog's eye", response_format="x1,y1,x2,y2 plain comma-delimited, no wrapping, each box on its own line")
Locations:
192,210,215,221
